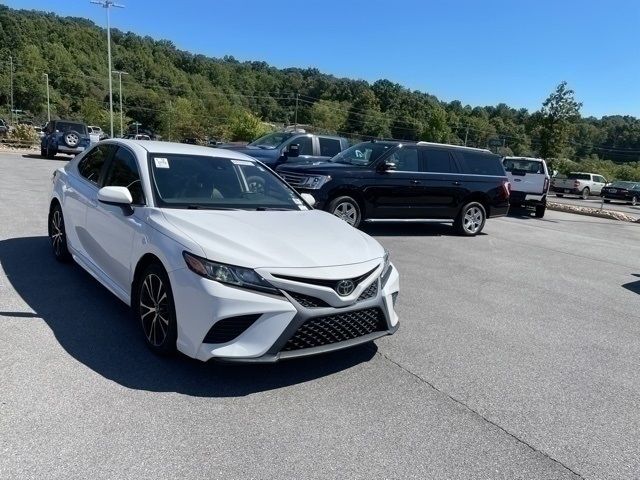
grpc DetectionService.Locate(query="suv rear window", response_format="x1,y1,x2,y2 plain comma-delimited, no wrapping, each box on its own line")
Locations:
319,138,342,157
568,173,591,180
461,151,504,176
503,159,544,174
56,122,87,134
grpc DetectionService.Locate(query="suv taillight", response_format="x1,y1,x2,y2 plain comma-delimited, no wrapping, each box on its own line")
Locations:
502,180,511,199
544,178,550,192
574,180,580,187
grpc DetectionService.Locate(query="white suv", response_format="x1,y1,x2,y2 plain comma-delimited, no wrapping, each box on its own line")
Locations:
48,140,400,362
503,157,550,218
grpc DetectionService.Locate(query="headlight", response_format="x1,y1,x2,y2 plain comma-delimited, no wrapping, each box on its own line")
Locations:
183,251,280,295
381,249,392,286
300,175,331,189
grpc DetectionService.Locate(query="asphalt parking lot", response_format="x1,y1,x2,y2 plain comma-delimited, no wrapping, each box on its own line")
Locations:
2,151,640,479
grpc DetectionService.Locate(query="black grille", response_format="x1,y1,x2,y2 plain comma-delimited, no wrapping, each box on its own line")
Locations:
282,308,386,351
280,172,306,188
287,291,330,308
203,315,261,344
357,281,378,301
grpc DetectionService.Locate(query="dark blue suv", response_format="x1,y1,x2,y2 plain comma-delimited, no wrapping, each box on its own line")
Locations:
41,120,91,159
221,131,349,168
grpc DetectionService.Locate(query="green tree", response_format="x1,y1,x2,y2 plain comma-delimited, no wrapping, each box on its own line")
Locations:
538,81,582,159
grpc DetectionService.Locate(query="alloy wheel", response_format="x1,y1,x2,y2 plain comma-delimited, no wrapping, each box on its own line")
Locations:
333,202,357,226
632,196,638,206
50,209,65,257
463,206,483,234
139,274,170,347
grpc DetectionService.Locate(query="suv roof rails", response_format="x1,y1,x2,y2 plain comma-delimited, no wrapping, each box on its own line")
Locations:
416,141,492,153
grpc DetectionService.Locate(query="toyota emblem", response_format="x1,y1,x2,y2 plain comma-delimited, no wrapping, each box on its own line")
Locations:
336,279,355,296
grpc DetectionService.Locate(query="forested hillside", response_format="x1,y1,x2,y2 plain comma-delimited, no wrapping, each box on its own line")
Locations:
1,4,639,171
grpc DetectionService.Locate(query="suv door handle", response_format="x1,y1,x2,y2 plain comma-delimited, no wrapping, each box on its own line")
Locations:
452,181,462,186
410,180,421,185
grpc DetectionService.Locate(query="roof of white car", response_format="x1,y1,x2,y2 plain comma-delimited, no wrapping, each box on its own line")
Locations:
106,139,256,161
503,156,546,162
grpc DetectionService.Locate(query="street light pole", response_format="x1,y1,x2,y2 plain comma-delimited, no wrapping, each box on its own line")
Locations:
43,73,50,122
91,0,125,138
9,55,14,126
112,70,128,137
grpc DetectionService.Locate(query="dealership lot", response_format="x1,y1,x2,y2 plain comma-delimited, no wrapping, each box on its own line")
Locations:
2,152,640,479
552,194,640,217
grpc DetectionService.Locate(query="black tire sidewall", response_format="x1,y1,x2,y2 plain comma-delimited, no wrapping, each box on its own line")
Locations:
455,202,486,236
49,203,71,262
136,263,178,355
328,196,362,228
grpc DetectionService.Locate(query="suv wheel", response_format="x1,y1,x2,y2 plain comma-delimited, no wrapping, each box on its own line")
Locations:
328,196,361,228
534,205,546,218
455,202,486,236
631,196,638,206
581,187,590,199
63,131,80,148
135,263,178,355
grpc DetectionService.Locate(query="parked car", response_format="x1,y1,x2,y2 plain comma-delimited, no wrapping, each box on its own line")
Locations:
0,118,8,137
48,139,399,361
277,140,510,235
87,125,106,143
600,181,640,205
550,172,607,199
41,120,91,158
502,156,550,217
222,130,350,168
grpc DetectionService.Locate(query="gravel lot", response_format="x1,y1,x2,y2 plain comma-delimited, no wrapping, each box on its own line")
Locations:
1,151,640,479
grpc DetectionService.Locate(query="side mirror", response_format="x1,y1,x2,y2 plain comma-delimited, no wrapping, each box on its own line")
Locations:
301,193,316,207
98,186,133,206
378,161,397,172
286,143,300,158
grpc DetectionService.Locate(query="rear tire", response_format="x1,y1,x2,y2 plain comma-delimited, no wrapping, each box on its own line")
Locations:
604,199,611,203
135,263,178,356
455,202,486,236
555,193,564,198
48,203,71,262
534,205,546,218
328,196,362,228
581,187,590,200
40,146,46,157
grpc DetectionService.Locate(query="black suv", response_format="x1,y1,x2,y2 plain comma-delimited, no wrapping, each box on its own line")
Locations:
277,140,510,235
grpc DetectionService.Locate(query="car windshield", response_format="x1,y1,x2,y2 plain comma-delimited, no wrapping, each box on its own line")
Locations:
609,181,637,188
330,142,394,166
503,158,543,174
248,132,293,149
150,154,306,210
57,122,87,134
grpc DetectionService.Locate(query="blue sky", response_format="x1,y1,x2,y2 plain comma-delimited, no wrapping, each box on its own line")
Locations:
5,0,640,117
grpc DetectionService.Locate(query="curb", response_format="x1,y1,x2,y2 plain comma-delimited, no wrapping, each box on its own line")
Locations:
547,202,640,223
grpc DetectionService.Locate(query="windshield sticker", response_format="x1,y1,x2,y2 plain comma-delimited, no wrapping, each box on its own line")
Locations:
231,159,254,166
293,198,303,205
154,157,170,169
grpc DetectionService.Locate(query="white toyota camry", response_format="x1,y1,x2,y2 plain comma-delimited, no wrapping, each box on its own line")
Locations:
48,140,400,362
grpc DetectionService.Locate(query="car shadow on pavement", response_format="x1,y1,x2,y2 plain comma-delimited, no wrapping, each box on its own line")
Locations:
506,209,558,223
622,274,640,295
21,154,45,159
0,236,377,397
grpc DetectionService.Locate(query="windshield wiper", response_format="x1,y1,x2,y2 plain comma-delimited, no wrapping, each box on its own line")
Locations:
185,205,238,210
253,207,296,211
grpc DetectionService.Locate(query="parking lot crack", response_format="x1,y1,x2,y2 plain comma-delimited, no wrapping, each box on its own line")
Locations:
374,349,586,480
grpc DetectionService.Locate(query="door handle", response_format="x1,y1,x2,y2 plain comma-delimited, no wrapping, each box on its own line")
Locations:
452,181,462,186
410,180,421,185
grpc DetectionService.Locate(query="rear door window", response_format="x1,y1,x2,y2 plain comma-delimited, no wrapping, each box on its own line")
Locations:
78,144,114,185
319,137,342,157
461,151,504,176
423,148,458,173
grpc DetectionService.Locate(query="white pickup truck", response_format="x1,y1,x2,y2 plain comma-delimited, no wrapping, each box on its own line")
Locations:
550,172,607,199
503,157,550,218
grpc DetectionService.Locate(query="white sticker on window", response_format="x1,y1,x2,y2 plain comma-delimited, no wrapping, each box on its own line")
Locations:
231,159,254,166
154,157,170,169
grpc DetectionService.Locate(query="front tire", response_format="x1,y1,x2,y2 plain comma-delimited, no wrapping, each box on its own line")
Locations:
455,202,486,236
555,193,564,198
136,263,178,355
328,196,362,228
534,205,546,218
48,203,71,262
581,187,590,200
604,199,611,203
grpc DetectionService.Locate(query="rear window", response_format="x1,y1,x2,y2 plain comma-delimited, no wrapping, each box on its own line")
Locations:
56,122,87,134
319,137,342,157
461,151,504,176
568,173,591,181
609,181,637,188
503,159,544,174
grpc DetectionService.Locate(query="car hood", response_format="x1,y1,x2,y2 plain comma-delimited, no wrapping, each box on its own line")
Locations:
160,209,384,268
219,145,279,161
277,162,356,174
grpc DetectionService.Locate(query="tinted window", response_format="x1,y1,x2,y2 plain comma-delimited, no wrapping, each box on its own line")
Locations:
330,142,395,167
104,147,144,204
78,145,111,184
461,151,504,176
503,158,543,174
290,136,313,156
424,149,457,173
568,173,591,181
319,138,342,157
388,146,419,171
56,122,87,134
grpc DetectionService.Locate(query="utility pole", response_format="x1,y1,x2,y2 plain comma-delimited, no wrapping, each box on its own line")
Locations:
294,93,299,128
91,0,125,138
464,125,469,146
43,73,50,122
112,70,128,137
9,56,14,126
